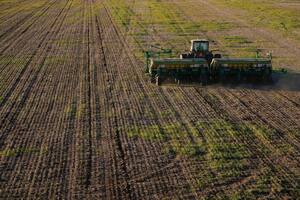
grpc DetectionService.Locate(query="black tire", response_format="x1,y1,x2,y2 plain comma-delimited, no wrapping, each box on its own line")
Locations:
214,54,222,58
200,74,208,86
150,76,156,83
156,76,161,86
180,53,193,59
180,54,188,59
202,78,208,86
266,74,273,84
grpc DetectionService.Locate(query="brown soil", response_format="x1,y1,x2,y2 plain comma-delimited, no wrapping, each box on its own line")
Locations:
0,0,299,199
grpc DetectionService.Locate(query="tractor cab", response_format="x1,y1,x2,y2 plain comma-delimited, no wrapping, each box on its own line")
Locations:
182,39,214,62
190,39,209,53
180,39,216,60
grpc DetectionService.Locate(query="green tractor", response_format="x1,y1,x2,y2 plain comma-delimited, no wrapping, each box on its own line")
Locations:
144,39,275,85
144,39,212,85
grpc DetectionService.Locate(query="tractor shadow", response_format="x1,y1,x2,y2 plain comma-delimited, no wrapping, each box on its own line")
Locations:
169,71,300,92
220,71,300,92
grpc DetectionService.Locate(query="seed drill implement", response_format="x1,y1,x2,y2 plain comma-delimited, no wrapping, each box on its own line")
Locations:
144,39,279,85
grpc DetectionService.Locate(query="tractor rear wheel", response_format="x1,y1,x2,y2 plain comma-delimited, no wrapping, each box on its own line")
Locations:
180,53,189,59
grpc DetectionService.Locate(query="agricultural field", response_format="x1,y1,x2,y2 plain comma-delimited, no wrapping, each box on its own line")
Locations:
0,0,300,199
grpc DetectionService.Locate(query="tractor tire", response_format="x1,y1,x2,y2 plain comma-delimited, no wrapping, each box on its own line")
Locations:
180,54,188,59
150,76,156,84
200,74,208,86
156,76,161,86
201,78,208,86
180,53,193,59
266,74,273,84
214,54,222,58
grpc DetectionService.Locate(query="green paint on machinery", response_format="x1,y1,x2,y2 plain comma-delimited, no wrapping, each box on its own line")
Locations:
144,39,285,85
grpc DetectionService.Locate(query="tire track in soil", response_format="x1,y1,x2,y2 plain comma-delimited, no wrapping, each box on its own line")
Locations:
65,1,94,198
92,14,118,199
103,0,300,197
94,8,136,199
1,0,299,198
276,92,300,108
95,16,138,197
104,8,207,199
82,0,93,190
96,6,166,198
54,16,83,197
60,2,87,199
102,5,203,198
123,0,300,150
86,8,107,197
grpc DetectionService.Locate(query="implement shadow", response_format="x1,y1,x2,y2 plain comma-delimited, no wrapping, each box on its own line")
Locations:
170,71,300,92
219,71,300,92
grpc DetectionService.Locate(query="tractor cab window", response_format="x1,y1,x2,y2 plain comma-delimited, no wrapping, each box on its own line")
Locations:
193,41,209,52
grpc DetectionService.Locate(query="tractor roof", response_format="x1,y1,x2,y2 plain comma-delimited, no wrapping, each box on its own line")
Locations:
191,39,209,42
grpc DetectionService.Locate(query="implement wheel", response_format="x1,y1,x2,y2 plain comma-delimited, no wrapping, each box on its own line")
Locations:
200,73,208,86
150,76,156,84
156,75,161,86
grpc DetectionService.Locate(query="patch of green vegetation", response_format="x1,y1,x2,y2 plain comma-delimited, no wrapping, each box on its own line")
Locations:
77,102,87,118
215,0,300,39
127,118,300,197
127,122,205,157
0,55,30,65
248,123,295,155
128,125,164,140
246,166,293,197
143,1,235,34
159,109,174,118
108,0,134,31
224,36,252,45
65,8,84,25
0,147,46,157
164,139,205,157
106,0,237,60
200,20,236,32
196,120,251,183
126,119,277,161
222,35,258,57
46,56,68,65
65,101,77,117
249,124,276,141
